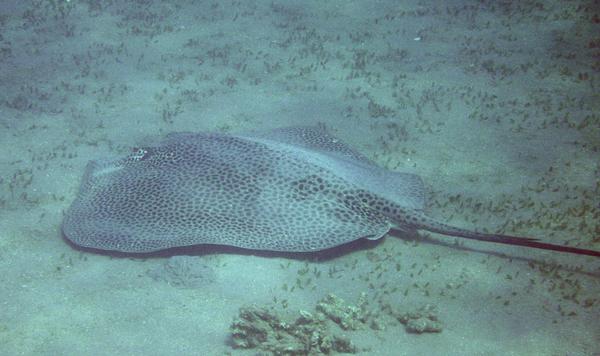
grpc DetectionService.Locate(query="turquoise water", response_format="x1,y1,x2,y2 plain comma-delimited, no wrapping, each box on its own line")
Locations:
1,1,599,355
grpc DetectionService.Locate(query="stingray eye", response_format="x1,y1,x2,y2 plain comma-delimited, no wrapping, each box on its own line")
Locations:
130,147,149,162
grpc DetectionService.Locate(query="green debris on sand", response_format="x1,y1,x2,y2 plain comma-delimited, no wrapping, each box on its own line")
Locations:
316,293,370,331
381,303,443,334
230,293,443,354
230,305,357,355
397,305,443,334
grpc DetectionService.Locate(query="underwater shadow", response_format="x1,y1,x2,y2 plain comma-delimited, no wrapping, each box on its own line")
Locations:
61,230,384,262
62,229,600,277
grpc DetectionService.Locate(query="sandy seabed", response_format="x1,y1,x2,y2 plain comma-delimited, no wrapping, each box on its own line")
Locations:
0,1,599,355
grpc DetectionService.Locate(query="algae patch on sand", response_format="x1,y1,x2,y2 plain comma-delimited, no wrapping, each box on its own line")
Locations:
229,293,443,354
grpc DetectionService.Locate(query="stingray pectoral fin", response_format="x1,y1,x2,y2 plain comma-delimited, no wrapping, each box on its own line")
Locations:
365,232,387,241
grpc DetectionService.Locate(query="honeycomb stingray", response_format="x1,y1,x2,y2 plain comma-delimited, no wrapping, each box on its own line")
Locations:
62,126,600,257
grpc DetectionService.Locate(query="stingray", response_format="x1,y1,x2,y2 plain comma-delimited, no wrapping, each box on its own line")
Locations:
62,125,600,257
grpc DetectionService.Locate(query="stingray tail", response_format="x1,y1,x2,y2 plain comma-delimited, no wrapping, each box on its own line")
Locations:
412,214,600,257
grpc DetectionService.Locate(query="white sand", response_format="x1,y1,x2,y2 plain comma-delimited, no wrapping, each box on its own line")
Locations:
1,1,599,355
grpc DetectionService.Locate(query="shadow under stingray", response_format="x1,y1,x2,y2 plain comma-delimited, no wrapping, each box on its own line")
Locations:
61,229,600,278
62,229,383,261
